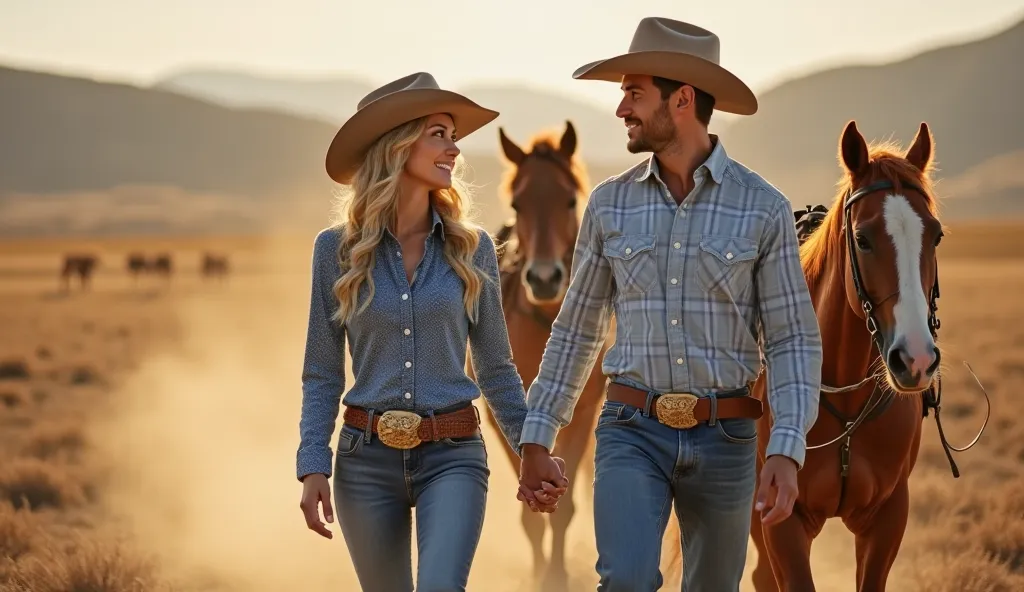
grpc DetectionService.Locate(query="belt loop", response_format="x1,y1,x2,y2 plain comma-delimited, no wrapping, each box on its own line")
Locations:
643,390,655,417
427,410,439,441
707,393,719,427
364,409,375,443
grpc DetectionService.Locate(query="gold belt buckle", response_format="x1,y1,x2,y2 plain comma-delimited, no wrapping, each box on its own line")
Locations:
376,410,423,449
655,393,700,429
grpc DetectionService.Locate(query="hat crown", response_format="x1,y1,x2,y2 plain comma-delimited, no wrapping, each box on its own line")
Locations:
357,72,441,111
628,17,721,64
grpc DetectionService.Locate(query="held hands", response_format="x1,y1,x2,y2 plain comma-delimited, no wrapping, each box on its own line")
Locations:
300,473,334,539
755,454,799,526
517,443,570,513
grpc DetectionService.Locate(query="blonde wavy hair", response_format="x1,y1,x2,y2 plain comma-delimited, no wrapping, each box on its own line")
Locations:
329,116,488,326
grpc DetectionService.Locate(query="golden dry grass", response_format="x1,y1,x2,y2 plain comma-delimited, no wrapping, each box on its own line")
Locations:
0,221,1021,591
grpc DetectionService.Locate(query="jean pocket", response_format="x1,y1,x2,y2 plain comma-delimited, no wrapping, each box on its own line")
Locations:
596,401,641,429
441,433,485,447
336,425,363,457
603,234,658,298
715,416,758,444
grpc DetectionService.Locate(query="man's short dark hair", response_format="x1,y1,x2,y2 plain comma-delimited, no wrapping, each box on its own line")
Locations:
652,76,715,127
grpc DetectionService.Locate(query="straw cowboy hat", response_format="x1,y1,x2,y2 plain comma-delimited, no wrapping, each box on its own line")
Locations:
572,17,757,115
325,72,499,184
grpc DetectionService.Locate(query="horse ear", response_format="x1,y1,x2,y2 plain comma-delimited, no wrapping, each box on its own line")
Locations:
839,120,869,177
559,120,577,159
905,122,933,172
499,127,525,165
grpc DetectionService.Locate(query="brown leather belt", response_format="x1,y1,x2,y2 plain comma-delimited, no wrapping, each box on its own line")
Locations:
606,382,762,429
343,404,480,449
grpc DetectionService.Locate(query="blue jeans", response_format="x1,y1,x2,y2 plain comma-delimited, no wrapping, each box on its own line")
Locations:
592,395,758,591
332,418,490,592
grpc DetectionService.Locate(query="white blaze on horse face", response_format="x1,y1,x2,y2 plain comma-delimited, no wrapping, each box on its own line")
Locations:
883,193,935,375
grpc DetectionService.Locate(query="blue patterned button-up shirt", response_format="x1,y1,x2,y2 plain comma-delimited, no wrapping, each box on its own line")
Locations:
520,137,822,467
296,208,527,480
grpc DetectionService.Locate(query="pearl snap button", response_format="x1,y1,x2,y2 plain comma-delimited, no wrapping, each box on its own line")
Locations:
625,247,632,255
726,252,734,260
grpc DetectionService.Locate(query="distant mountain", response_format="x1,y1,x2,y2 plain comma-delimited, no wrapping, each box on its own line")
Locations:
0,65,630,236
152,71,631,164
718,16,1024,208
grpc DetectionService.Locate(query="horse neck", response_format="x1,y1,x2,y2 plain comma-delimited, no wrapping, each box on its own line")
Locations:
807,248,877,390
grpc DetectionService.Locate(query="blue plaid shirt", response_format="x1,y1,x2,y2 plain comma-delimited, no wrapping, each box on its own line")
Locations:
296,209,527,480
520,137,822,467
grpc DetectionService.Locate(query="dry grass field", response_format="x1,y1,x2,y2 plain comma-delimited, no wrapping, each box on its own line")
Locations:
0,221,1021,591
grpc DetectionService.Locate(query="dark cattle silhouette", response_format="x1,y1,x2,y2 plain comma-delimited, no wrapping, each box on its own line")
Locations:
60,254,98,291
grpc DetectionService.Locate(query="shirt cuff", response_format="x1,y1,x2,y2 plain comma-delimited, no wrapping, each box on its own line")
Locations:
296,445,333,481
518,412,561,452
765,427,807,469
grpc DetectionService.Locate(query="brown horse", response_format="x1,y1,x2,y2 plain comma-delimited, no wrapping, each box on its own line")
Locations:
742,120,987,591
469,121,608,590
60,254,98,291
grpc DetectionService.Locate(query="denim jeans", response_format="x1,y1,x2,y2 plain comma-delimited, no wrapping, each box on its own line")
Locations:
332,416,490,592
592,393,758,591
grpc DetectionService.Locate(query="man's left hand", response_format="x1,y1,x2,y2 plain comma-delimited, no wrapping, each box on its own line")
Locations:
755,454,799,526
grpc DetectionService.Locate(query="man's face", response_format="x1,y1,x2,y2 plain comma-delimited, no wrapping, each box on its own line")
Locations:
615,74,677,154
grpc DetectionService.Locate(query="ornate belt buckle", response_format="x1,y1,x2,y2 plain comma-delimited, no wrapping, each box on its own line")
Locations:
655,393,700,429
377,410,423,449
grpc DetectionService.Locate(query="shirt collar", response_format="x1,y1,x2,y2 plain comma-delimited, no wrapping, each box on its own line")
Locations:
430,204,446,241
636,134,728,185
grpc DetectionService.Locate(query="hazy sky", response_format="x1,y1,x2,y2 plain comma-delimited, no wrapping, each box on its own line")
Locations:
1,0,1021,109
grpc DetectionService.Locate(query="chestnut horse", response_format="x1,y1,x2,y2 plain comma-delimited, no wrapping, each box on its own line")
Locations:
470,121,606,590
741,120,988,591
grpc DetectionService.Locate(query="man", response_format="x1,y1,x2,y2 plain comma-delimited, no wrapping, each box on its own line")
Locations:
517,17,823,591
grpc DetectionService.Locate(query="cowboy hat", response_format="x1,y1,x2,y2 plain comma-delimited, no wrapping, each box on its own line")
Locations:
325,72,499,184
572,17,757,115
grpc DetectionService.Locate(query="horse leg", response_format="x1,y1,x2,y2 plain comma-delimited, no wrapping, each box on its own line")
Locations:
749,495,779,592
543,400,598,591
749,451,779,592
760,502,822,591
847,479,909,592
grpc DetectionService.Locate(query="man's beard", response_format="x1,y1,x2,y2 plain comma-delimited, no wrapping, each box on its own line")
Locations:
626,103,676,154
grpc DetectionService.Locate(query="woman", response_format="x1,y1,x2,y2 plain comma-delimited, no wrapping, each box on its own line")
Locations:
295,72,566,591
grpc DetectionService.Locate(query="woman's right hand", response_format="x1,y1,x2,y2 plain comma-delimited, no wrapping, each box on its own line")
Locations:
299,473,334,539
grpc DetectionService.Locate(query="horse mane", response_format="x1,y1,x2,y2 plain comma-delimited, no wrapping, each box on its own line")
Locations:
799,140,940,287
498,128,591,215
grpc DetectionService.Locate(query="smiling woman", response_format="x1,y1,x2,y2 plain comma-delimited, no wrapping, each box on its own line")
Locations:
294,72,569,592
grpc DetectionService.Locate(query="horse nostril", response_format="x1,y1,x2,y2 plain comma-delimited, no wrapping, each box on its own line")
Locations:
550,266,563,285
887,346,910,377
926,346,940,375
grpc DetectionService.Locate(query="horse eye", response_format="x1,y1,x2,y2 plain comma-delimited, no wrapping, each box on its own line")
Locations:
510,202,520,212
855,233,871,252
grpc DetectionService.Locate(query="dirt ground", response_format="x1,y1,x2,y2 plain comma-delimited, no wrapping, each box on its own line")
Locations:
0,224,1021,591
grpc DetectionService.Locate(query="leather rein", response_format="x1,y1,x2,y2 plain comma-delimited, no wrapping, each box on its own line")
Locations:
796,179,991,480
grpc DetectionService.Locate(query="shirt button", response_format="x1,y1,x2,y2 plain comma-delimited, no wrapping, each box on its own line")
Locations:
673,242,681,249
676,358,683,365
670,278,678,285
404,392,411,399
671,319,678,325
401,293,408,300
726,252,734,260
625,247,632,255
404,328,411,335
405,361,412,368
397,251,402,257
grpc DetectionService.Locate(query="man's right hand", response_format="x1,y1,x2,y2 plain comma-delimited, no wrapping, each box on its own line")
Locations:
518,444,569,513
299,473,334,539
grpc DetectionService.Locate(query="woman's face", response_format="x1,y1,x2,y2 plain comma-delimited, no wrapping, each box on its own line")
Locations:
403,113,460,190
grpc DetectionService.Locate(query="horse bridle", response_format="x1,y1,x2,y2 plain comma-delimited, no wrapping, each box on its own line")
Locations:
842,179,941,360
799,178,989,481
495,220,575,330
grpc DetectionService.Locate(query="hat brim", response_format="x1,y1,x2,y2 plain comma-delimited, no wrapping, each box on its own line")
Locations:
572,51,757,115
325,89,499,184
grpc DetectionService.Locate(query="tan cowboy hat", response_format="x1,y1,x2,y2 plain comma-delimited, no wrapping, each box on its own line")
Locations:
325,72,499,184
572,17,757,115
